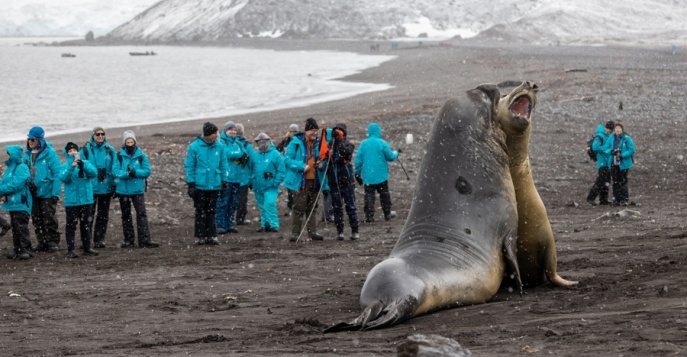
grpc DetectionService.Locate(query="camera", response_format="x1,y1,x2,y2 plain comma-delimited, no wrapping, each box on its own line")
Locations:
97,168,107,182
264,172,273,179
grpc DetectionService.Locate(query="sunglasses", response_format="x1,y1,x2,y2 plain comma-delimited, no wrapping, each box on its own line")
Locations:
94,132,105,137
27,138,37,142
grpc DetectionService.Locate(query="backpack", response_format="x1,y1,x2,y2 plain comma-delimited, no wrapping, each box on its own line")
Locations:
586,134,604,162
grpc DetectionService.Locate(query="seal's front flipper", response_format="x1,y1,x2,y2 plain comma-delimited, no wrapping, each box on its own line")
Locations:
502,231,523,295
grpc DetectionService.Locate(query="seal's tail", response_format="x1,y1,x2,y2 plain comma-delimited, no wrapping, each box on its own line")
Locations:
323,296,418,333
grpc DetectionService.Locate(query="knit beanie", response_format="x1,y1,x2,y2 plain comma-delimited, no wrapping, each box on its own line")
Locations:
605,121,615,130
122,130,137,145
93,126,105,135
27,126,45,139
203,122,218,137
304,118,319,131
223,121,237,133
289,124,299,132
254,132,270,141
235,123,244,135
65,142,78,152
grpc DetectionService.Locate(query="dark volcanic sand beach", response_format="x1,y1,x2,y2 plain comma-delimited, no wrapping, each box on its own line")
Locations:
1,39,687,356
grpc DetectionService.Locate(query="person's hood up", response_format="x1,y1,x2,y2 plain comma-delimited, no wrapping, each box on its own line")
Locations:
5,145,23,164
367,123,382,138
333,123,347,138
595,124,607,136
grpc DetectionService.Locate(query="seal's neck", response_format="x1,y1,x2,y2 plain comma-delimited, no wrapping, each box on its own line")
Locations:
505,128,531,167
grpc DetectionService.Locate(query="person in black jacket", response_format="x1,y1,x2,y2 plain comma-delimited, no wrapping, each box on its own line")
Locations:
325,123,360,240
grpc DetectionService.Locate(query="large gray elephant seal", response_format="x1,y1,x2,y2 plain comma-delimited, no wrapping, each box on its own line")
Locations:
325,84,522,332
497,81,578,287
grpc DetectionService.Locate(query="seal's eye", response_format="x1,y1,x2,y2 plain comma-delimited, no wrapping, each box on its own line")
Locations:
455,176,472,194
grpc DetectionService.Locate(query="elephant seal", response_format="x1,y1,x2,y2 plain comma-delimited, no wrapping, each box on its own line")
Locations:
325,84,522,332
497,81,578,287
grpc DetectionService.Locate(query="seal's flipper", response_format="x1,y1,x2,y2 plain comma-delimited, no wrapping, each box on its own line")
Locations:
324,297,419,333
502,231,523,295
323,301,385,333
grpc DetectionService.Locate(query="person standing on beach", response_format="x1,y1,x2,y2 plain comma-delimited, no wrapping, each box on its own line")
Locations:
276,123,298,217
234,123,254,226
586,121,615,206
323,123,360,240
113,130,159,248
251,132,285,232
284,118,325,242
1,145,34,260
610,122,636,206
80,127,116,248
354,122,398,223
23,126,62,252
185,122,229,245
215,121,246,235
59,142,99,258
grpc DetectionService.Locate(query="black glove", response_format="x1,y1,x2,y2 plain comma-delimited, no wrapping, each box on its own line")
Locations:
397,149,403,153
322,190,329,200
76,160,84,168
28,182,38,196
264,172,273,179
97,168,107,182
247,184,252,191
128,169,136,178
187,183,196,199
239,153,249,165
220,182,228,197
355,175,363,186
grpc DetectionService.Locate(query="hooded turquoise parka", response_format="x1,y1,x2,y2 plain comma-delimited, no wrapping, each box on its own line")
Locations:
59,148,97,207
0,146,32,213
354,123,398,185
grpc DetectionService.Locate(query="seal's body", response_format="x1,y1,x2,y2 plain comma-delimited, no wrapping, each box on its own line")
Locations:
325,85,522,332
497,81,577,287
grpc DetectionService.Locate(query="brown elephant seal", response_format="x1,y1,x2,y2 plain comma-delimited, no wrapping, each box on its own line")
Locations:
497,81,578,287
325,84,522,332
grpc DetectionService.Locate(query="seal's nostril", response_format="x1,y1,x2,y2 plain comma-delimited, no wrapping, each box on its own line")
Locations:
455,176,472,194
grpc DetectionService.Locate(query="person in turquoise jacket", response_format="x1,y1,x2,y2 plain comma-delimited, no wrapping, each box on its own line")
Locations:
234,123,255,226
113,130,159,248
354,122,398,222
23,126,62,252
586,121,615,205
1,145,33,260
283,118,326,242
609,122,636,206
215,121,247,235
250,133,285,232
184,122,229,246
59,142,99,258
80,127,116,248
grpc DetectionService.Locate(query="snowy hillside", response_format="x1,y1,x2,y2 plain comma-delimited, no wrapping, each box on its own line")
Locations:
105,0,687,45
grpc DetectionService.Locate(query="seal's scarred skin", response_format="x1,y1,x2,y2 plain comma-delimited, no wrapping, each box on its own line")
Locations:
325,84,522,332
497,81,578,288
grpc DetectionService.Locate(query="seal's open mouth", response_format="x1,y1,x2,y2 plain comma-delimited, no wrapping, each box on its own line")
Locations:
509,95,531,119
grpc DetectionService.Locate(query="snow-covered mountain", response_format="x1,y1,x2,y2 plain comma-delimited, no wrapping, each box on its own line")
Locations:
0,1,158,37
105,0,687,45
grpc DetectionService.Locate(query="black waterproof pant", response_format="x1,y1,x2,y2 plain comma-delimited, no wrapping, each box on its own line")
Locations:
611,166,630,204
10,211,32,253
32,196,60,246
65,205,93,252
193,189,219,239
119,194,151,245
330,183,360,234
91,194,112,244
587,167,611,204
235,185,249,224
363,181,392,220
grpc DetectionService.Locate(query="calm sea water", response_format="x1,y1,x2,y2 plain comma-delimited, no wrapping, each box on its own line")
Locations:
0,38,394,143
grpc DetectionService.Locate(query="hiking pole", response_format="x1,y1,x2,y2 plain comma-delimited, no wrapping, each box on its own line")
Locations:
397,156,410,181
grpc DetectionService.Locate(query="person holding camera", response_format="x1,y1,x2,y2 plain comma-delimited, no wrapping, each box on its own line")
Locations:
1,145,34,260
113,130,159,248
250,132,285,232
80,127,116,248
323,123,360,240
609,122,636,206
23,126,62,252
185,122,229,246
59,142,98,258
234,123,254,226
276,123,299,217
586,121,615,206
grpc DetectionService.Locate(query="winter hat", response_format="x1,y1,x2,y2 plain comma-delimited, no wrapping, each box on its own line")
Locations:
27,126,45,139
254,132,270,142
122,130,137,145
288,124,299,132
304,117,319,131
235,123,244,135
223,121,237,133
605,121,615,130
92,126,105,135
65,142,78,152
203,122,218,137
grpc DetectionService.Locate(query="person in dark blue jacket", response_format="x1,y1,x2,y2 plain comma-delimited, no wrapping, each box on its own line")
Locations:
113,130,159,248
59,142,99,258
324,123,360,240
609,122,636,206
80,127,116,248
234,123,255,226
354,122,398,222
1,145,33,260
23,126,62,252
215,121,246,235
586,121,615,205
185,122,229,246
